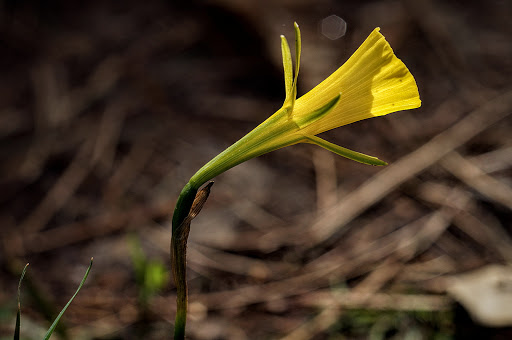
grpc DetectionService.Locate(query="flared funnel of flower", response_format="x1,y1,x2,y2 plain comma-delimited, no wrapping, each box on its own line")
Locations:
187,23,420,190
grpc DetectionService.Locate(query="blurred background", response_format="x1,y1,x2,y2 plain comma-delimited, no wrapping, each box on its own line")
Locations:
1,0,511,339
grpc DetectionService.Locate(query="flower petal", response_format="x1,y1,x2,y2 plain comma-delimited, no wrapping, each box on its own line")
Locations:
304,135,388,166
294,27,421,136
281,35,294,105
291,22,301,105
295,93,341,129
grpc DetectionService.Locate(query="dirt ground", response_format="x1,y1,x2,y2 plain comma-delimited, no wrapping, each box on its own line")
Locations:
1,0,511,339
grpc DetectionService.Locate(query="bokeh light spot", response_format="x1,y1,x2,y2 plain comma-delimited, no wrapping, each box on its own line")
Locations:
321,15,347,40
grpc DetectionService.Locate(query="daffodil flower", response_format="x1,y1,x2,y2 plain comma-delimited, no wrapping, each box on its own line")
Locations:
187,23,420,190
171,23,421,339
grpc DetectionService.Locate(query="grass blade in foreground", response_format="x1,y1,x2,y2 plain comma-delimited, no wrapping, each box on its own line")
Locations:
43,258,93,340
14,263,29,340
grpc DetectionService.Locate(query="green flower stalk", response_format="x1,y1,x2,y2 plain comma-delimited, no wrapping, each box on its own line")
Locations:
171,23,420,339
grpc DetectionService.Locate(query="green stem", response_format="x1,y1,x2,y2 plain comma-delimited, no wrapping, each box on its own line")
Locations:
172,182,197,230
170,107,299,339
171,183,197,340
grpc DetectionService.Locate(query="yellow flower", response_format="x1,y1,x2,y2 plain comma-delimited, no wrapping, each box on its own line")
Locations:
171,24,421,338
189,23,421,189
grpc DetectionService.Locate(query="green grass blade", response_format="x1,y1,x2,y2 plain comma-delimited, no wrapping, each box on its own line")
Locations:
43,258,93,340
14,263,29,340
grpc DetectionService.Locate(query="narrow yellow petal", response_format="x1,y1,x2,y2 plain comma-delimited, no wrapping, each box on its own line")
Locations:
304,135,387,166
281,35,294,105
295,93,340,129
294,28,421,136
291,22,301,104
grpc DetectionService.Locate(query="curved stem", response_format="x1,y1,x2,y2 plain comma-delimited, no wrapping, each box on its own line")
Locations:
171,183,197,339
171,182,213,339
